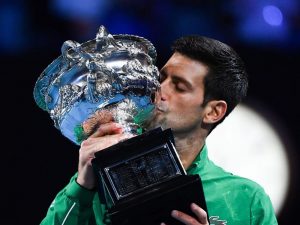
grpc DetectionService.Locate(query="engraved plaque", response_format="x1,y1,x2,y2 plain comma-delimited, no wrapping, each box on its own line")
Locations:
105,143,183,199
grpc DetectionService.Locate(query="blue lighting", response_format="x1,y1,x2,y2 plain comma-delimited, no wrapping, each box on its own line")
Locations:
51,0,110,21
263,5,283,26
0,4,27,53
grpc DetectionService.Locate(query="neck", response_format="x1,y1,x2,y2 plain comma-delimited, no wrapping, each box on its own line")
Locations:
174,129,206,170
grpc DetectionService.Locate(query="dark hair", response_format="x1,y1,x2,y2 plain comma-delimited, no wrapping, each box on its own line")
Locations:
172,35,248,129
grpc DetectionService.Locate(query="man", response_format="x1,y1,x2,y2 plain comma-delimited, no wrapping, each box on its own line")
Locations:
40,36,278,225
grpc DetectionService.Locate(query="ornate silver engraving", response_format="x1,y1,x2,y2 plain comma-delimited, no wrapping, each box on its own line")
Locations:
33,25,160,144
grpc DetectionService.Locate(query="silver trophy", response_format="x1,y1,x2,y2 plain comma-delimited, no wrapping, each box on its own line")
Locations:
33,26,208,225
33,25,160,145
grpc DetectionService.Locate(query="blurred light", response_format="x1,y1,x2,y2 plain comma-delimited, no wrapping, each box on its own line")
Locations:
51,0,110,21
0,4,27,53
207,104,290,214
263,5,283,26
227,0,294,45
237,11,288,43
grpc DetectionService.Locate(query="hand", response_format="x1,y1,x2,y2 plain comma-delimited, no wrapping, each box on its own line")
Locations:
76,122,133,189
82,109,114,137
161,203,209,225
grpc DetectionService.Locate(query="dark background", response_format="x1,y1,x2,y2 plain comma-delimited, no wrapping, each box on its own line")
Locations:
1,0,299,224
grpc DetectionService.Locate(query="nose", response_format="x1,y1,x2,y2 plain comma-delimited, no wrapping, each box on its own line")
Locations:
157,80,167,101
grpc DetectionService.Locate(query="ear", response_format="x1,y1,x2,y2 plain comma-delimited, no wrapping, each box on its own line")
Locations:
202,100,227,124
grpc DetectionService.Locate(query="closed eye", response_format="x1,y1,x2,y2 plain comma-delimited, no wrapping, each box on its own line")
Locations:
174,81,187,92
172,76,192,92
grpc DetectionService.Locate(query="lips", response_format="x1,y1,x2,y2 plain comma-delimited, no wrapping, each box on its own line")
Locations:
155,104,167,112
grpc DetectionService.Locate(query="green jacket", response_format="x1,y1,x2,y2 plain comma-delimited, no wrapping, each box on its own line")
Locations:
41,145,278,225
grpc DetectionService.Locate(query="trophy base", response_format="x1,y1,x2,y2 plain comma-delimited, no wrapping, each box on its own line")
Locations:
92,127,209,225
108,174,208,225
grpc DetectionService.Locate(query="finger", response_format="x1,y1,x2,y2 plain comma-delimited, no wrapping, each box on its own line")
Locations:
79,133,133,167
83,133,134,152
99,133,134,148
190,203,208,224
171,210,200,225
94,109,114,123
89,122,123,138
82,109,114,134
88,133,134,161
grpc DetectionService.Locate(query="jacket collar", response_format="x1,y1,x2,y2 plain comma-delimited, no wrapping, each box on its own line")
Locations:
186,144,208,175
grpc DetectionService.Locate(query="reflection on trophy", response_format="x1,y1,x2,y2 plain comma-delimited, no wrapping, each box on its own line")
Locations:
33,26,208,225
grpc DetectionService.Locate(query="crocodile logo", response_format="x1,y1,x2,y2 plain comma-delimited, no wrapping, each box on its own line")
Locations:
209,216,227,225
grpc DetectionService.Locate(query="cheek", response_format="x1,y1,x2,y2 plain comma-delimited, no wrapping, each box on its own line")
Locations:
173,96,202,113
172,101,202,122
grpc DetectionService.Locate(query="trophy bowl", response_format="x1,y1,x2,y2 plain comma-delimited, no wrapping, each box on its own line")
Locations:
33,25,160,144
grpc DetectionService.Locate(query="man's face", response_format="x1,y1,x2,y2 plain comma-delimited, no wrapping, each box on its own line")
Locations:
149,52,209,135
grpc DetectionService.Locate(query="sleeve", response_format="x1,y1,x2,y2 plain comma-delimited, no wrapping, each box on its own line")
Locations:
250,188,278,225
40,174,104,225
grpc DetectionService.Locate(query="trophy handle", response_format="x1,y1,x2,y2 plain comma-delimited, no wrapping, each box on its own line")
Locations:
61,40,94,62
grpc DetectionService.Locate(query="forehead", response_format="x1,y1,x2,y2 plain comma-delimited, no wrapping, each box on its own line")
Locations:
161,52,209,83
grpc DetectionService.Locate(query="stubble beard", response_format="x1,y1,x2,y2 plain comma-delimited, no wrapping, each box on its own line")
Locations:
145,110,168,131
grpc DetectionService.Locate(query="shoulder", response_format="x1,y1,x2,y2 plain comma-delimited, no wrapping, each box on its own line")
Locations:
204,160,268,196
202,158,277,224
